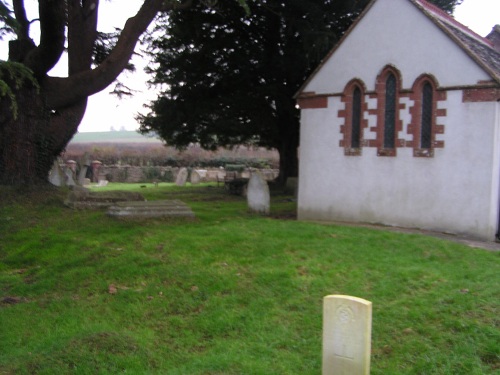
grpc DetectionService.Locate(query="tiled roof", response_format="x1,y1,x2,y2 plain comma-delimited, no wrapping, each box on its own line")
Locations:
413,0,500,84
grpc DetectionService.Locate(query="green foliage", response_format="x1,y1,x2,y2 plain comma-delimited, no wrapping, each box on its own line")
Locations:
0,0,18,39
0,60,38,119
139,0,462,181
140,0,369,150
142,166,173,182
224,163,245,172
428,0,463,13
0,185,498,374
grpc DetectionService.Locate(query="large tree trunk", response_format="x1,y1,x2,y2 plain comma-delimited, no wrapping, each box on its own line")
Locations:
0,83,85,185
0,86,52,185
274,92,300,186
0,0,190,186
276,130,299,186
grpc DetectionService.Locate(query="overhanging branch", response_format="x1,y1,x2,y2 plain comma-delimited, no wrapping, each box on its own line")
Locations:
23,0,66,76
45,0,193,109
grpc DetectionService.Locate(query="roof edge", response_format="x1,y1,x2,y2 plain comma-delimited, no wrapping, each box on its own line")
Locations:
293,0,378,99
410,0,500,85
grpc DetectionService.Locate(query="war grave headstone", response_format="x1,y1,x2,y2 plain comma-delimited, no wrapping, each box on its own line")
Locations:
322,295,372,375
247,172,270,214
176,167,188,186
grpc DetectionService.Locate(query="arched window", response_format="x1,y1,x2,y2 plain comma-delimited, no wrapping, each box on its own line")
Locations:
351,86,362,149
409,75,445,157
339,79,366,156
374,66,402,156
420,82,433,149
384,73,397,149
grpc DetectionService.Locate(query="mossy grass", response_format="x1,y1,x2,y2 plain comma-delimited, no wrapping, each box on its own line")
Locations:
0,183,499,374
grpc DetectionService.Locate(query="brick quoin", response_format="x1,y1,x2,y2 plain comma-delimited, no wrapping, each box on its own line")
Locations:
338,79,368,156
296,94,328,109
407,74,446,157
462,87,500,102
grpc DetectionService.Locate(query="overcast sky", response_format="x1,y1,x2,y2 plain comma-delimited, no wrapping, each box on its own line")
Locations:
1,0,499,133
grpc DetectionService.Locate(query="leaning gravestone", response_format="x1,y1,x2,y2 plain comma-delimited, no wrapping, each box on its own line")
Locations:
175,167,188,186
322,295,372,375
48,160,66,187
247,172,270,214
64,167,76,186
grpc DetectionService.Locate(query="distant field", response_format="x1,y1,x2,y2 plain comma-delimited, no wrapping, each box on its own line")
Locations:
70,130,163,144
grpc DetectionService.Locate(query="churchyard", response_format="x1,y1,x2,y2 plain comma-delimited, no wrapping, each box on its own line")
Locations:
0,183,499,374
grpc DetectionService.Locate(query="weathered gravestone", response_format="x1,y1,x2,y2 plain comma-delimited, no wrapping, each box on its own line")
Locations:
64,167,76,186
190,170,201,185
175,167,188,186
78,154,91,185
247,172,270,214
322,295,372,375
48,160,66,187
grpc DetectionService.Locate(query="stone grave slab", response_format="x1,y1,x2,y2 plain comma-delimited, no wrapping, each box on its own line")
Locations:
64,191,145,209
107,200,195,219
322,295,372,375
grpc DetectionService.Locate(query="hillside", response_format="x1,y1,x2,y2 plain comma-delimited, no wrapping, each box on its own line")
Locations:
70,130,163,144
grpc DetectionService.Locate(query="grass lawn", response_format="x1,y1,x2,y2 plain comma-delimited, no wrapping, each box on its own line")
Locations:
0,183,499,374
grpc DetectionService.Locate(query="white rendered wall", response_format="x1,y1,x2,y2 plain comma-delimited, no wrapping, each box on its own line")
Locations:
298,93,500,240
303,0,491,95
298,0,500,240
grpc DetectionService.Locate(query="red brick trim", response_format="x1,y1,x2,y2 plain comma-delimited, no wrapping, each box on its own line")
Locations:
462,87,500,102
296,93,328,109
339,79,368,156
407,74,446,157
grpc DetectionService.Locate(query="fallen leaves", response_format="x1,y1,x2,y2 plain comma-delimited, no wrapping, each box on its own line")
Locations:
108,284,118,294
1,296,26,305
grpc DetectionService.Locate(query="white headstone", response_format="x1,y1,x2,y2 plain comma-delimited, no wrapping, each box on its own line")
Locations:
190,170,201,184
48,160,66,187
247,172,270,214
322,295,372,375
175,167,188,186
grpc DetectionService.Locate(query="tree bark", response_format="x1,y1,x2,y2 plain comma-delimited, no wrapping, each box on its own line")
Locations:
0,86,52,185
276,124,299,186
0,0,192,186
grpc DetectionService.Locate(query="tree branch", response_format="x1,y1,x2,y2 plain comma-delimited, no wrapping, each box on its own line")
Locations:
67,0,99,75
45,0,193,109
23,0,66,76
12,0,29,39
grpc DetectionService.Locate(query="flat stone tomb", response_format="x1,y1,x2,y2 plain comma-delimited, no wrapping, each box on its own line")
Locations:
107,200,195,219
322,295,372,375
